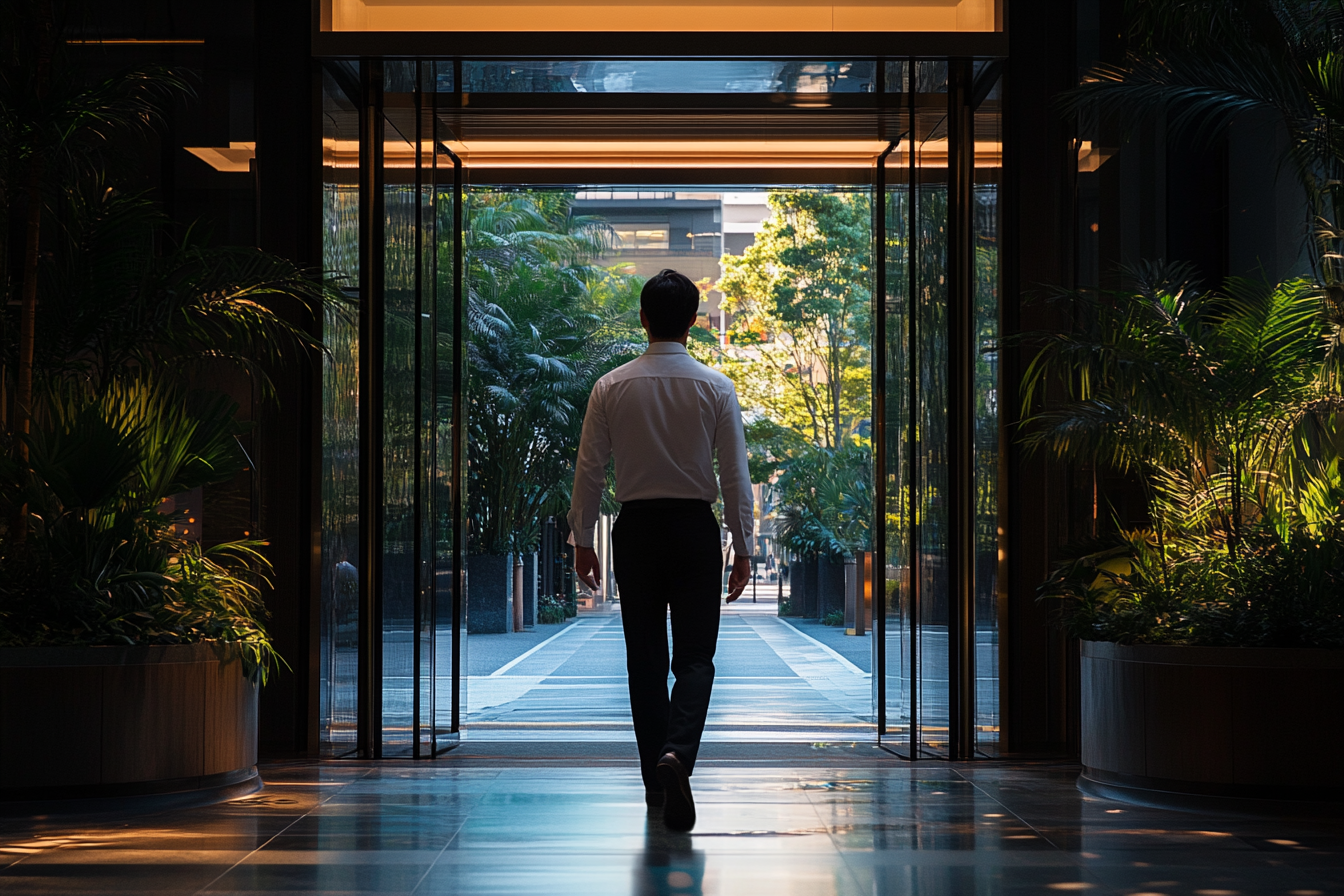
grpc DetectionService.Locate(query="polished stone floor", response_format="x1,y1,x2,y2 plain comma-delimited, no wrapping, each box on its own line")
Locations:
2,752,1341,895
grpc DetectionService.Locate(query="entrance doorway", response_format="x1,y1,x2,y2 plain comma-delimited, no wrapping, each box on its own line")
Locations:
315,57,1004,760
458,183,876,742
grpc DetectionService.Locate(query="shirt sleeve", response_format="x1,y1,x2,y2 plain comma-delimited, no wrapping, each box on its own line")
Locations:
714,382,755,557
566,380,611,549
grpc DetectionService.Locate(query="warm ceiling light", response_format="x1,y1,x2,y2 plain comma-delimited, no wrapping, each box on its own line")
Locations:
185,142,255,172
66,38,205,44
319,138,1004,170
440,139,892,168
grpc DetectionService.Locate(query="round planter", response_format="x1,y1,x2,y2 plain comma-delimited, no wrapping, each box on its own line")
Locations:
0,642,260,808
1079,640,1344,812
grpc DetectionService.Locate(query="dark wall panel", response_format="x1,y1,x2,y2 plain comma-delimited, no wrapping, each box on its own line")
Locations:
1001,0,1081,755
254,0,322,757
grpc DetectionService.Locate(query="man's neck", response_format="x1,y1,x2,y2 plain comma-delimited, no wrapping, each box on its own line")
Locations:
647,334,690,347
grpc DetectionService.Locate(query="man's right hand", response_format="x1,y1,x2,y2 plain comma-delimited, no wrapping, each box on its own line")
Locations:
575,545,601,593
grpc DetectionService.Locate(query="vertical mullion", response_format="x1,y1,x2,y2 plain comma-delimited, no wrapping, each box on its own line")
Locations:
411,61,424,760
357,58,386,761
947,58,978,761
449,146,464,735
428,73,441,755
874,132,897,742
906,56,920,760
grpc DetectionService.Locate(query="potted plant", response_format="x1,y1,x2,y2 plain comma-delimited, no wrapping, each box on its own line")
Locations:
0,18,333,804
1037,0,1344,810
1023,264,1344,809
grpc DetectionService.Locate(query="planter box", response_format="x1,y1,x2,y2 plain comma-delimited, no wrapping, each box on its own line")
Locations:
1080,641,1344,810
0,643,259,804
467,553,514,634
818,554,846,620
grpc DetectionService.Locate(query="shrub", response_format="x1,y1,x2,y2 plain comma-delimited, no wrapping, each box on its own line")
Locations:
538,594,568,625
1023,265,1344,647
822,609,845,627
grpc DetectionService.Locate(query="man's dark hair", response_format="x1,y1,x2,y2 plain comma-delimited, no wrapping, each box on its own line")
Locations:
641,269,699,339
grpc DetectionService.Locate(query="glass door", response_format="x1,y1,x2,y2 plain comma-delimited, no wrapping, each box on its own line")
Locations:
878,59,1002,759
318,59,463,758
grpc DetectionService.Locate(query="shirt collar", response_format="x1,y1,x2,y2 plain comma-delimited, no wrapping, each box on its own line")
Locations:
644,342,689,356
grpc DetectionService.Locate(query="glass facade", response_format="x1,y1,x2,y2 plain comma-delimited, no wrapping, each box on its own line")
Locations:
461,60,880,94
318,55,1002,759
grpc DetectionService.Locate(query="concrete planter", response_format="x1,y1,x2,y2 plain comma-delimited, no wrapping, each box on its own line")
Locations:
520,552,538,629
1079,640,1344,811
0,643,260,806
817,554,846,620
794,555,819,617
467,553,514,634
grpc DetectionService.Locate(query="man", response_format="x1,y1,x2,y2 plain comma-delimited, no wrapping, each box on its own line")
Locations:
568,269,753,832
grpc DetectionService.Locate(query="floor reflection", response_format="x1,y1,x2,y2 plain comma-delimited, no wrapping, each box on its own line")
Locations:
634,824,704,896
0,760,1340,895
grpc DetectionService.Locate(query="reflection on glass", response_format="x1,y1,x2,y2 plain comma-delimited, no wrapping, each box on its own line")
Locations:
613,224,671,250
382,123,419,754
434,176,457,751
913,59,951,757
884,171,912,746
884,60,910,94
461,60,877,94
974,78,1002,757
917,176,950,757
319,67,360,758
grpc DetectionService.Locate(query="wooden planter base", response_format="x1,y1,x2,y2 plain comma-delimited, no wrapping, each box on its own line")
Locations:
0,643,260,808
1080,641,1344,813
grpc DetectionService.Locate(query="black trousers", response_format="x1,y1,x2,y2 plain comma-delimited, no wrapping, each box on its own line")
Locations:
611,499,723,791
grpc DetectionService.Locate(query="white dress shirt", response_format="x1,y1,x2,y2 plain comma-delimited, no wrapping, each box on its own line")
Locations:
568,341,755,556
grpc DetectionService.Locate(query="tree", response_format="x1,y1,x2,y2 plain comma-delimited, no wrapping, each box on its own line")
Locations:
463,190,643,556
716,191,872,452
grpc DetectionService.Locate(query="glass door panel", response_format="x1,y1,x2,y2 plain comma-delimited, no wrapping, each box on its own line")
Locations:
973,72,1003,757
914,61,951,758
319,64,361,757
380,61,419,755
882,163,913,748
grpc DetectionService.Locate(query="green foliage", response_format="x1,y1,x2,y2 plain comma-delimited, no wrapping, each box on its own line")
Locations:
0,45,337,672
1059,1,1344,285
463,190,644,555
772,444,872,558
716,191,872,451
0,379,282,679
821,609,846,627
537,594,569,625
1025,263,1344,646
711,191,873,563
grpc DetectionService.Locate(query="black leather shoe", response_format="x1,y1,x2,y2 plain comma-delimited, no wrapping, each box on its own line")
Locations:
645,789,665,807
656,751,695,832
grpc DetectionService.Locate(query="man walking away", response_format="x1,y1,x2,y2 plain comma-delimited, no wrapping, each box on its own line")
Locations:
568,269,753,832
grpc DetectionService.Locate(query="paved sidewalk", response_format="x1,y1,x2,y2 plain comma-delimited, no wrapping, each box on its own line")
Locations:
465,600,873,741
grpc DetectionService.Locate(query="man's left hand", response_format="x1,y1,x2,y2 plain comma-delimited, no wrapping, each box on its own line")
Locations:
725,555,751,603
574,545,601,593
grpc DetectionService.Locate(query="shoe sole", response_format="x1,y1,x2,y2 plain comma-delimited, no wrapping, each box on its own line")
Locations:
656,761,696,831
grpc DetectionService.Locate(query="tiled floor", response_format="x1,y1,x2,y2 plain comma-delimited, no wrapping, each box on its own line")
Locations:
2,754,1341,895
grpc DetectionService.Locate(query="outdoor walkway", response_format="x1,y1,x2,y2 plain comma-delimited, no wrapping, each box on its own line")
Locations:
2,755,1341,895
465,601,873,741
